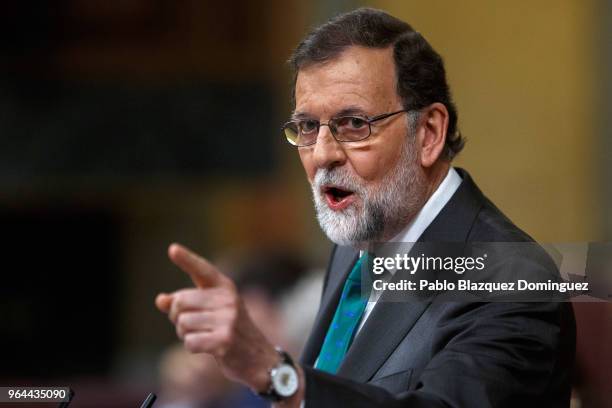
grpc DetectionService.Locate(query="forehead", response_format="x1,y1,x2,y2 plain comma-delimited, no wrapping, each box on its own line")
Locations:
294,46,399,115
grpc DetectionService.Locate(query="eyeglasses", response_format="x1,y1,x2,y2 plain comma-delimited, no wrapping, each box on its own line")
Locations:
282,109,408,147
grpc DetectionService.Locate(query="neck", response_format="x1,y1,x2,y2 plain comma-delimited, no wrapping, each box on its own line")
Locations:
422,160,451,203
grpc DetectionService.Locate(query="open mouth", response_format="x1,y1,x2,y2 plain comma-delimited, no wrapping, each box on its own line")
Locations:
322,185,356,211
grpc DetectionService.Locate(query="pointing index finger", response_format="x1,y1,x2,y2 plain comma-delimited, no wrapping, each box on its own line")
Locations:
168,243,222,288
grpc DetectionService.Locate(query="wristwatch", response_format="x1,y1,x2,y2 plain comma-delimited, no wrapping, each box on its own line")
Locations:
258,347,299,401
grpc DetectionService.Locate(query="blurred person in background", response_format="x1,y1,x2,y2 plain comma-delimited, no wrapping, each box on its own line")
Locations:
279,269,325,358
156,8,575,407
158,344,245,408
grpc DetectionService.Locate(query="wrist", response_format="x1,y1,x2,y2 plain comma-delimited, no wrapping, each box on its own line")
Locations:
250,345,282,393
257,347,300,402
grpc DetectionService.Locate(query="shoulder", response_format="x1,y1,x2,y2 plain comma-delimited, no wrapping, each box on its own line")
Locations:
468,194,534,242
453,168,534,243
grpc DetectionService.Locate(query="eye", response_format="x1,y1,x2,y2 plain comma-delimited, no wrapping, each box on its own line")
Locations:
348,117,367,129
298,120,318,134
336,116,367,130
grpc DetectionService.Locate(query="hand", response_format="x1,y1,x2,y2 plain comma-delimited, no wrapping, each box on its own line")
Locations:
155,243,280,392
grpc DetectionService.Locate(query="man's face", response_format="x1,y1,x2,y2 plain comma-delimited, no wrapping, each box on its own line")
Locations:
295,46,427,247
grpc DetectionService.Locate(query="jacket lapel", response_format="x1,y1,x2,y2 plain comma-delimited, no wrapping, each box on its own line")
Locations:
337,298,431,381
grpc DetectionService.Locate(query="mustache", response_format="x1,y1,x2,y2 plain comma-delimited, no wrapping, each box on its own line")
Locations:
313,168,364,195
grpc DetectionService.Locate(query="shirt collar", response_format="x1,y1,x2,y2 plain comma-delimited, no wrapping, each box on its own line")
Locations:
390,166,462,243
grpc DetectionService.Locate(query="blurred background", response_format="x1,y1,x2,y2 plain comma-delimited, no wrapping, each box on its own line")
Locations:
0,0,610,407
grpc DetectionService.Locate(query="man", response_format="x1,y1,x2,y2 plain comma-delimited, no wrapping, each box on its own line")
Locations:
156,8,575,407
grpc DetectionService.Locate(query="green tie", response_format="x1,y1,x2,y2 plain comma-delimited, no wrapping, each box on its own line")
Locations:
315,253,369,374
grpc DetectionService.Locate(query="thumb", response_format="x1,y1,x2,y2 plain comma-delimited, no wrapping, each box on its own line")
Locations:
155,292,173,313
168,243,225,288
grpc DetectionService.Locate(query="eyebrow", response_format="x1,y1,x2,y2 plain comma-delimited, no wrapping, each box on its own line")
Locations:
334,106,368,117
291,111,311,120
291,105,368,120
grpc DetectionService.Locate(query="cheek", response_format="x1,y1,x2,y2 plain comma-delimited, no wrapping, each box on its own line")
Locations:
349,143,403,182
298,150,316,183
349,153,383,181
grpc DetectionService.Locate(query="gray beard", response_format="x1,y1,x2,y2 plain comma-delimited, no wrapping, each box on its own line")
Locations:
311,138,426,248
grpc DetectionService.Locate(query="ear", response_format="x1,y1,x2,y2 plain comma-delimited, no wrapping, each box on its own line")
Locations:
416,102,449,168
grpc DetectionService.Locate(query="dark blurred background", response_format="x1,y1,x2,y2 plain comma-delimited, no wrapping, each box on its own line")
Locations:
0,0,610,407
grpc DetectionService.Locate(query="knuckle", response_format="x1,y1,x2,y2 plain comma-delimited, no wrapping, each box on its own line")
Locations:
173,294,184,310
223,291,239,309
218,327,233,348
176,313,188,328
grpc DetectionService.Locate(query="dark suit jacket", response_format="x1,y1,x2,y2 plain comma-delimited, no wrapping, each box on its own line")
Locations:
300,168,576,407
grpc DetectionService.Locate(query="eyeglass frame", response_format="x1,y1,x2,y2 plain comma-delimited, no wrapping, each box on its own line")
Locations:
282,109,409,147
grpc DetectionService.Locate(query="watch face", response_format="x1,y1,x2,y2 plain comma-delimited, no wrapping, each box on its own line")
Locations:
272,364,299,397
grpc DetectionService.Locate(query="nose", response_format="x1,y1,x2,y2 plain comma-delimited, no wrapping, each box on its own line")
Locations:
312,125,347,170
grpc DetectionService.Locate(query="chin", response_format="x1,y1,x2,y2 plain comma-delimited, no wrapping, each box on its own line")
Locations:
324,233,373,251
316,210,378,249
